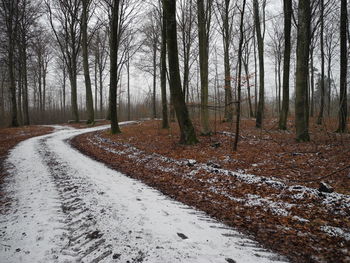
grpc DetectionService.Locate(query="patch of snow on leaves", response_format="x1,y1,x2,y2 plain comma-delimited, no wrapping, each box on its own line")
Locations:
321,226,350,241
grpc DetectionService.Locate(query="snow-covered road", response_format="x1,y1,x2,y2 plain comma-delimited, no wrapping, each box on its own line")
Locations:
0,124,288,263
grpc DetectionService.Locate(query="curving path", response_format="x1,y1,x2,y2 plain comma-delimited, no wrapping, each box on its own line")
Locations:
0,123,288,263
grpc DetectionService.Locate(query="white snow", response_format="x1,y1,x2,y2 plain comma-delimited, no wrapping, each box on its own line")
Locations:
0,123,288,263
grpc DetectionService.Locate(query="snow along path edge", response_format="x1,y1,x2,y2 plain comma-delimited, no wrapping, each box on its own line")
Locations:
1,123,288,262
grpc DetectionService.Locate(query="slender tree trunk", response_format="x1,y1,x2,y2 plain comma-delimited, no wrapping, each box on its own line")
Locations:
69,59,80,122
233,0,246,151
338,0,347,132
253,35,258,116
317,0,325,125
43,63,47,112
38,54,42,111
295,0,311,141
223,0,233,122
244,60,253,118
127,52,131,121
253,0,265,128
63,65,66,115
82,0,94,124
17,59,23,125
99,65,103,116
9,34,18,126
94,50,98,116
327,55,331,116
310,47,315,117
152,42,157,119
22,44,29,125
197,0,211,135
109,0,121,134
163,0,198,144
161,5,169,128
279,0,292,129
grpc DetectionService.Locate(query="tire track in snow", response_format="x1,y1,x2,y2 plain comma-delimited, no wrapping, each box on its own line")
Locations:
38,137,113,263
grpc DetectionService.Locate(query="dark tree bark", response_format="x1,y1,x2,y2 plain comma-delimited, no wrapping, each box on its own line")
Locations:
82,0,94,124
152,40,157,119
109,0,121,134
279,0,292,130
295,0,311,142
218,0,233,122
161,3,169,129
338,0,347,132
163,0,198,145
253,0,265,128
197,0,212,135
233,0,246,151
317,0,325,125
1,0,19,127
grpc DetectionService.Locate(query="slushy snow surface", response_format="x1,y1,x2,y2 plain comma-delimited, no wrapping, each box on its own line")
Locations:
0,124,287,263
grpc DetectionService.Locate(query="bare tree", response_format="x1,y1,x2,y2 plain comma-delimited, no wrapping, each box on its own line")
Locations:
337,0,347,132
163,0,198,144
233,0,246,151
81,0,94,124
178,0,196,104
214,0,234,122
45,0,82,122
295,0,311,141
197,0,213,135
279,0,293,130
0,0,19,126
92,26,109,117
160,0,169,128
253,0,266,128
109,0,121,134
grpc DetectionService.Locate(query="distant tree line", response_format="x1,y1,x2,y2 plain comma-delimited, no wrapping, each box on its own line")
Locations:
0,0,348,145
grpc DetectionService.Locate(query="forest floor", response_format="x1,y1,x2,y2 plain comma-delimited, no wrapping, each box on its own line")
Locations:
72,119,350,263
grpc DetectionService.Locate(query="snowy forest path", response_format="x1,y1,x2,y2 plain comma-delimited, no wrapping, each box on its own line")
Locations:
0,124,287,263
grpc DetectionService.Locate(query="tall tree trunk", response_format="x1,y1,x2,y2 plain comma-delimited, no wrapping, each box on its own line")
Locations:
223,0,233,122
109,0,121,134
253,0,265,128
42,62,47,112
99,64,103,116
38,53,42,111
70,57,80,122
310,47,315,117
94,50,98,116
244,60,253,118
22,44,29,125
295,0,311,141
127,51,131,121
9,30,18,126
163,0,198,144
253,35,258,116
233,0,246,151
317,0,325,125
279,0,292,129
327,55,331,116
338,0,347,132
161,5,169,129
17,59,23,125
152,42,157,119
63,64,66,115
82,0,94,124
197,0,211,135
